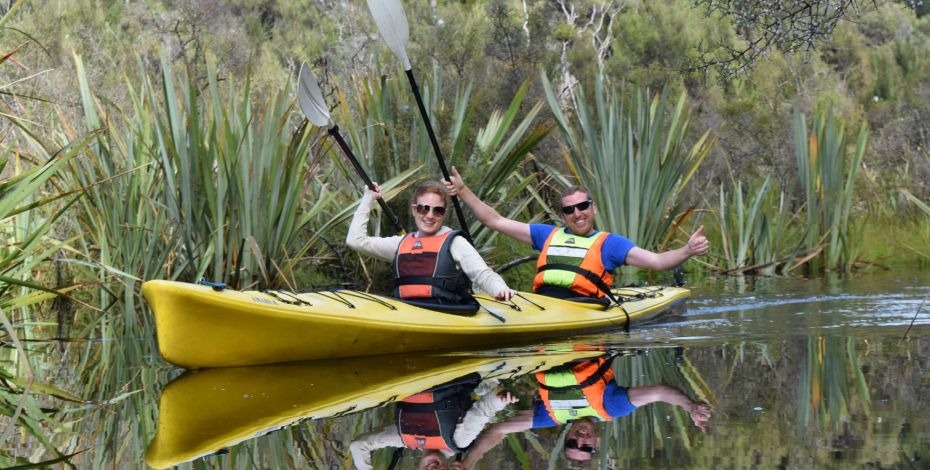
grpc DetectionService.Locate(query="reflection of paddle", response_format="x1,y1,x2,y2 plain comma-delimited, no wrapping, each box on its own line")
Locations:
366,0,473,242
297,63,404,234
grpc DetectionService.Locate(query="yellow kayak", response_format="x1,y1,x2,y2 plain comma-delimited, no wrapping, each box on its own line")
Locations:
146,350,600,469
142,280,689,368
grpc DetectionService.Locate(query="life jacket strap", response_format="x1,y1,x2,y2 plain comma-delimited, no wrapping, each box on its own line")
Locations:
538,357,616,392
395,275,460,292
537,263,617,303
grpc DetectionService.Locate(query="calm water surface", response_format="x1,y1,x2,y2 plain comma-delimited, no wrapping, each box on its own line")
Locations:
81,271,930,468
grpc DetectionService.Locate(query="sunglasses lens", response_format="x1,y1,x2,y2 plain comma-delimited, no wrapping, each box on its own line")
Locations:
415,204,446,216
561,200,593,214
565,439,594,454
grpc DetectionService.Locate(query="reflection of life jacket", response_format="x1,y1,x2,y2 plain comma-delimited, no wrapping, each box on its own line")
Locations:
536,358,614,425
532,227,613,298
396,373,481,452
392,230,473,304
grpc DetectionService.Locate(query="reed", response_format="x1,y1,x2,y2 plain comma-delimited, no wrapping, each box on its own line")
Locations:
541,73,715,265
793,108,868,273
716,177,800,275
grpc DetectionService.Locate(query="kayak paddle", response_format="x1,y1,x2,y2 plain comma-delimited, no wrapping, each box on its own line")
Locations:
297,62,405,234
365,0,473,242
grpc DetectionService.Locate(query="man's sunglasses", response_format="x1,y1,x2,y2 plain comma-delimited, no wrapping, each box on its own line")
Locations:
565,438,596,454
561,199,593,215
413,203,447,217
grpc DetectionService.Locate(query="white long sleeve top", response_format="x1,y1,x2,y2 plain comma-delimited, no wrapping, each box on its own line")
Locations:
345,193,509,297
348,387,513,470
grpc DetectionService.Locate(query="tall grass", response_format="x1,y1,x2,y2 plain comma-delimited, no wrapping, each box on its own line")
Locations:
717,177,799,275
541,73,715,261
0,143,91,467
0,45,107,462
793,108,868,273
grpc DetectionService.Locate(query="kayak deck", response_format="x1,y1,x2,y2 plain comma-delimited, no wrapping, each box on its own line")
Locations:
142,280,689,368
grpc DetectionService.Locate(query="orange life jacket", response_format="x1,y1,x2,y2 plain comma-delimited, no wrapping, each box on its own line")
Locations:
532,227,613,298
397,373,480,452
392,230,472,304
536,358,614,424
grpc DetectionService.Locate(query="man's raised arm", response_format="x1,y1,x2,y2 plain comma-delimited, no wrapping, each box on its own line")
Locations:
444,166,532,245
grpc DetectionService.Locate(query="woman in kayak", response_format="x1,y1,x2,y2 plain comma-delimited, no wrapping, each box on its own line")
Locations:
346,181,516,307
349,373,518,470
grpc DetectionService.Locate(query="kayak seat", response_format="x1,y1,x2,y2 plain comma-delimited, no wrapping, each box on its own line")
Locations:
396,297,481,316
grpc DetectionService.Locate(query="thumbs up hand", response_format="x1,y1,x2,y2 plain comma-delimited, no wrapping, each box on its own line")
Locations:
687,225,709,256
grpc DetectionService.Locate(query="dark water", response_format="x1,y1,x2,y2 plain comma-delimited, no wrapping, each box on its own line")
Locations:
141,271,930,469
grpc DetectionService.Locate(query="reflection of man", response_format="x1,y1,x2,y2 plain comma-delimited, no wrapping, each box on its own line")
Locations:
459,357,711,467
349,373,518,470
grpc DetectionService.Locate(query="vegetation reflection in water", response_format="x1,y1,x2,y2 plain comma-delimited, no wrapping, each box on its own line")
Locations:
145,347,713,470
134,273,928,469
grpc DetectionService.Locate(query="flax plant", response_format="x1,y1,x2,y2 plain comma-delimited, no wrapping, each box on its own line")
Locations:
38,51,348,466
0,83,108,465
541,73,715,258
144,52,318,288
793,108,868,273
718,178,771,272
717,177,798,275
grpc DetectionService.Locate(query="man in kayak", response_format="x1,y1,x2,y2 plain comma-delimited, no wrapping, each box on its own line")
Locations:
443,167,709,301
349,374,519,470
346,181,516,306
455,355,711,468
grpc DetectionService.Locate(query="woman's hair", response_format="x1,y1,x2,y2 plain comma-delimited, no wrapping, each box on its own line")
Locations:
409,180,451,207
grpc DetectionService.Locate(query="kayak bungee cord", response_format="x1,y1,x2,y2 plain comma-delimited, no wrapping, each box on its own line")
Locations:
263,289,313,306
316,290,356,309
514,292,545,310
334,290,399,310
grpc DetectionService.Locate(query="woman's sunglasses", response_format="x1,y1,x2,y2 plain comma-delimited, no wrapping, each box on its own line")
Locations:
561,199,593,215
565,438,595,454
413,203,447,217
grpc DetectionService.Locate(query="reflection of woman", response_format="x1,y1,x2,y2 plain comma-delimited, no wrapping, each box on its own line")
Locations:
459,357,711,467
346,181,515,307
349,374,518,470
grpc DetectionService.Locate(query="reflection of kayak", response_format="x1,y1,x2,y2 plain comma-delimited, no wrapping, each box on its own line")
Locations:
142,280,689,368
145,350,597,469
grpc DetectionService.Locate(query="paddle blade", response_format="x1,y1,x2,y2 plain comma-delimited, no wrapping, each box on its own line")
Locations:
297,62,332,128
366,0,411,70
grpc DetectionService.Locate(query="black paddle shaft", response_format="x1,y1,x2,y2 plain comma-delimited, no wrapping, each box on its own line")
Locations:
328,125,404,233
404,69,473,242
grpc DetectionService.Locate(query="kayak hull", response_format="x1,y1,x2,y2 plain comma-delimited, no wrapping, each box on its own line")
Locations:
142,280,689,368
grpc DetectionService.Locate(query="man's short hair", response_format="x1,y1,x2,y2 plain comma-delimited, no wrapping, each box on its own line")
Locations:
409,180,451,206
558,186,592,205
